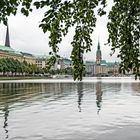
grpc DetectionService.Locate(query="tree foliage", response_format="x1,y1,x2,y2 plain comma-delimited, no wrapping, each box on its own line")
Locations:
108,0,140,79
0,57,40,76
0,0,32,24
0,0,139,80
34,0,106,80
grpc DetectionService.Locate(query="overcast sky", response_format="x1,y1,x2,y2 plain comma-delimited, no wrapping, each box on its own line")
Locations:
0,1,120,62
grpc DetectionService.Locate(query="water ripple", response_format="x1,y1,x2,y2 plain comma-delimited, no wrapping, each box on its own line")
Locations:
0,78,140,140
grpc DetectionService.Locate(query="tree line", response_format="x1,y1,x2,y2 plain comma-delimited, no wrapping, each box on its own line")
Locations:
0,57,41,76
0,57,72,76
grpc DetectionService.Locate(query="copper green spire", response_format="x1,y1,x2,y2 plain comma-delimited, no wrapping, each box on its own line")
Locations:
5,24,10,47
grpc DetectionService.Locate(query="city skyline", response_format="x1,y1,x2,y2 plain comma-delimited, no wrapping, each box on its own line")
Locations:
0,0,120,62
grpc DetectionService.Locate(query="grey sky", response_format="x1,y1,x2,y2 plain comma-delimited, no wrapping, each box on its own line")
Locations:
0,1,119,62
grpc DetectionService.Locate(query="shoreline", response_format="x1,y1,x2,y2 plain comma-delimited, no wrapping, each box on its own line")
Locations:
0,77,139,83
0,76,48,80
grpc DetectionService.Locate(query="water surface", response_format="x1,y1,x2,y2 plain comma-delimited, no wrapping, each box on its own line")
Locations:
0,77,140,140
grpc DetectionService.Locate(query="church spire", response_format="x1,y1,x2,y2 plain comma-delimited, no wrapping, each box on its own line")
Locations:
97,40,100,50
96,39,102,65
5,24,10,47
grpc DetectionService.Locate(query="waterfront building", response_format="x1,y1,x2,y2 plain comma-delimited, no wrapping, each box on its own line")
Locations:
85,61,95,76
0,25,36,64
94,41,107,76
0,25,120,76
62,58,72,69
85,41,119,77
106,62,119,76
21,52,36,64
35,55,49,69
53,57,72,70
54,57,64,70
94,41,119,76
0,45,22,60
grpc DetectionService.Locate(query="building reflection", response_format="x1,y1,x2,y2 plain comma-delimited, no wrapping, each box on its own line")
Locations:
0,83,76,105
77,82,83,112
0,82,78,139
2,104,9,139
96,82,103,114
131,83,140,96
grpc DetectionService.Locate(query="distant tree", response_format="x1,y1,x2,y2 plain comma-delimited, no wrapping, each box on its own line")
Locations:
30,64,39,75
0,59,3,73
23,60,30,75
65,67,73,75
20,62,26,75
4,57,15,76
0,58,8,76
13,59,21,75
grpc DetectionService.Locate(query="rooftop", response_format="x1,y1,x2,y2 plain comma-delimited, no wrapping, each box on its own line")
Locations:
0,45,22,55
63,58,72,65
85,61,96,65
101,60,107,65
34,54,50,59
0,45,15,52
20,52,34,57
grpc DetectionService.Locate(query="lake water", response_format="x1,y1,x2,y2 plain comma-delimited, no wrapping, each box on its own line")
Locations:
0,77,140,140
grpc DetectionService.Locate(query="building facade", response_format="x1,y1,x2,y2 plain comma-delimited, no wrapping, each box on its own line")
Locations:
85,41,120,77
85,61,95,76
35,55,49,69
0,25,36,64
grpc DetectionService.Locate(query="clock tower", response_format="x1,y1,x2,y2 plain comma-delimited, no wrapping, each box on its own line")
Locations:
96,41,102,65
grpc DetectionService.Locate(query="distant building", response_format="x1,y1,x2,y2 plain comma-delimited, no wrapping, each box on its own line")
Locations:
0,25,120,76
0,25,73,70
53,57,72,70
55,58,64,70
35,55,49,69
0,25,36,64
85,40,120,77
21,52,36,64
85,61,95,76
107,62,119,76
94,41,119,76
94,41,107,76
62,58,72,69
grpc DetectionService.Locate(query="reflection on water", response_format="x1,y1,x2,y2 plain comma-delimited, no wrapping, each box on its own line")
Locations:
96,82,103,114
77,82,83,112
131,83,140,95
3,104,9,139
0,79,140,140
0,83,76,106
